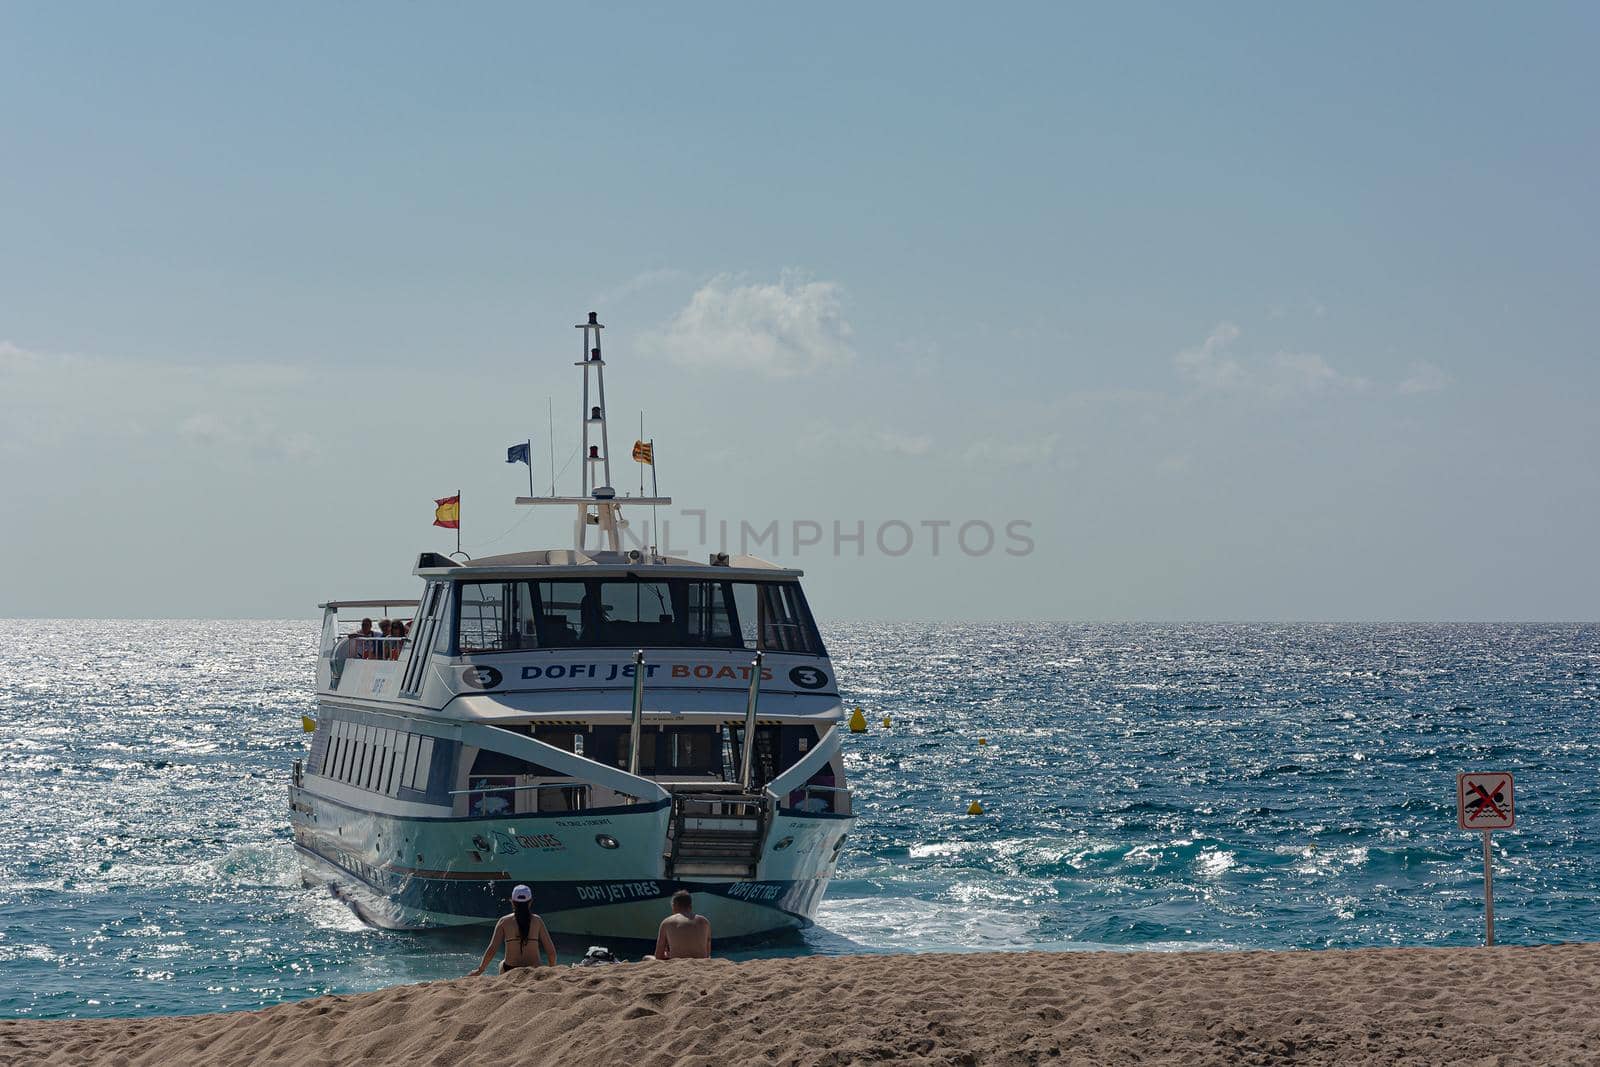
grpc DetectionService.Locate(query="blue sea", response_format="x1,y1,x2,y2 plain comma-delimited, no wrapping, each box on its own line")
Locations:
2,620,1598,1019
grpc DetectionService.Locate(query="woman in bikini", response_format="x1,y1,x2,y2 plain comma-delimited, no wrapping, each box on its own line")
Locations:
468,884,559,974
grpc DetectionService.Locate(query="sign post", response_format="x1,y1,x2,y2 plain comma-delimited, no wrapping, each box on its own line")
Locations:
1457,771,1514,946
1481,829,1494,946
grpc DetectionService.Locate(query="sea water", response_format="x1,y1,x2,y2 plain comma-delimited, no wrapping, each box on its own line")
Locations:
2,620,1597,1019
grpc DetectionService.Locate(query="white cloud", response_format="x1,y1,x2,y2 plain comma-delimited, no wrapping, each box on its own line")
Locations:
963,432,1062,467
586,268,690,309
1264,350,1366,395
797,421,934,458
1397,360,1451,395
0,340,318,460
1174,322,1246,390
0,340,49,373
869,429,935,457
178,411,319,461
1174,323,1365,398
648,272,854,377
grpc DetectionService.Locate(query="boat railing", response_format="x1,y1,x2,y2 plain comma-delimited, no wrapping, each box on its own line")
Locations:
466,722,671,806
331,636,409,662
447,782,587,796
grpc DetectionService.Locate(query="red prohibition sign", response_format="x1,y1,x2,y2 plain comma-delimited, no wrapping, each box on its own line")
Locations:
1457,772,1515,830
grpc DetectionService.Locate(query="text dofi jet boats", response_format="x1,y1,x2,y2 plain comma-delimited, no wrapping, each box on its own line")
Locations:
289,312,855,940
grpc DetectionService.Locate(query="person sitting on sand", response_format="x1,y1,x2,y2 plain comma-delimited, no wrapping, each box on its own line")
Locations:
468,885,557,975
652,890,712,960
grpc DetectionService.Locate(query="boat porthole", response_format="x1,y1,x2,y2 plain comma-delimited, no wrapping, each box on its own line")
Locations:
595,834,619,849
773,836,794,852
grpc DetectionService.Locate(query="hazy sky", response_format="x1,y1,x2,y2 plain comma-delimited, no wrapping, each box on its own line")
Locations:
3,3,1597,620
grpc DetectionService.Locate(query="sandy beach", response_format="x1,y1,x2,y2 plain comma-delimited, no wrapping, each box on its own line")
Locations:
5,944,1598,1066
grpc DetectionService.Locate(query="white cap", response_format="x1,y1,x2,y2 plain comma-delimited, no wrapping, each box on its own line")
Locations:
510,884,532,902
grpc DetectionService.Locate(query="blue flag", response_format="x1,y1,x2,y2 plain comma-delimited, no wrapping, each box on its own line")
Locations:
506,442,531,466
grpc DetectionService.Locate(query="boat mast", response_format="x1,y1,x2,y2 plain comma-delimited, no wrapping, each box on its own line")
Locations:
517,311,670,554
576,311,616,550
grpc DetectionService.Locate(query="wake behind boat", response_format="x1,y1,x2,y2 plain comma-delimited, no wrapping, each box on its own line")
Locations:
289,312,855,940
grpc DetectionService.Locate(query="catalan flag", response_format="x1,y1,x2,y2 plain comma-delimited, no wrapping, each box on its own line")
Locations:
632,440,653,464
433,494,460,529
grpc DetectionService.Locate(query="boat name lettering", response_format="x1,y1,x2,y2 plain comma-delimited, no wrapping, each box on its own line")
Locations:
575,881,661,903
671,664,775,682
521,663,649,681
490,830,565,853
514,832,564,850
516,662,777,683
725,881,785,901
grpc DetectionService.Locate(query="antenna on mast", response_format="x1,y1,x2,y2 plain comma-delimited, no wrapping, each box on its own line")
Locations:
514,311,671,554
578,311,613,497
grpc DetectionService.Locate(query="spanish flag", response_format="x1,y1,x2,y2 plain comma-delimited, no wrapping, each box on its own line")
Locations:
433,494,460,529
632,440,653,464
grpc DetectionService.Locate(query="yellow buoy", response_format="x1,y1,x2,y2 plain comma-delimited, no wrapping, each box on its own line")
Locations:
967,800,985,815
301,714,317,733
977,737,988,746
881,715,892,728
848,707,867,733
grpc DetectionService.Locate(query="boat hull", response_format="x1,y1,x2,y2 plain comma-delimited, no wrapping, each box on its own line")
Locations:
289,781,852,940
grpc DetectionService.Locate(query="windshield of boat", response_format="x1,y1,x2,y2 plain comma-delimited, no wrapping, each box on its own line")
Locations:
451,576,825,655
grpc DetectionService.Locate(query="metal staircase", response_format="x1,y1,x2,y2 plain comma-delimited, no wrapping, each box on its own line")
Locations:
665,786,768,879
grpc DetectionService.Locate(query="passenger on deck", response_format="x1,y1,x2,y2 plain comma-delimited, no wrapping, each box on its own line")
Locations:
652,891,712,960
468,885,558,975
355,618,376,660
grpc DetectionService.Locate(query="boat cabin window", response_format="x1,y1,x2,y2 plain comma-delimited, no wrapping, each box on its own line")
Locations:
315,719,435,796
607,725,722,776
450,577,824,654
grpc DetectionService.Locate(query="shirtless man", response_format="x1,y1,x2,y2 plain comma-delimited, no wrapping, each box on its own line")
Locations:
652,890,712,960
468,884,558,974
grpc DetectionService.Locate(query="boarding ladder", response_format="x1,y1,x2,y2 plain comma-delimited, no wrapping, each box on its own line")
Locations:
664,784,768,879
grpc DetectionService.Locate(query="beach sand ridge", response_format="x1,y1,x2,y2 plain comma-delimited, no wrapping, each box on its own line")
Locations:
3,944,1598,1066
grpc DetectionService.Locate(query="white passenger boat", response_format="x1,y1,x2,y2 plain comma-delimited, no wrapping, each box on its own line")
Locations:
290,312,855,941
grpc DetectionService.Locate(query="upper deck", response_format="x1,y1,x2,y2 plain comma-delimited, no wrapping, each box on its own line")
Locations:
317,549,840,722
415,547,802,580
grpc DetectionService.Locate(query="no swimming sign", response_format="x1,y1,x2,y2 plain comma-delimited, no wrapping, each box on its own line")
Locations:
1457,772,1515,831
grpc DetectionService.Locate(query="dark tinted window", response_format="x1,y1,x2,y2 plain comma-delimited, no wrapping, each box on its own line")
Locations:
453,578,823,654
758,583,817,654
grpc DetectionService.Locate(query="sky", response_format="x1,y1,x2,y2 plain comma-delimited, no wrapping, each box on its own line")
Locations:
2,2,1597,621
